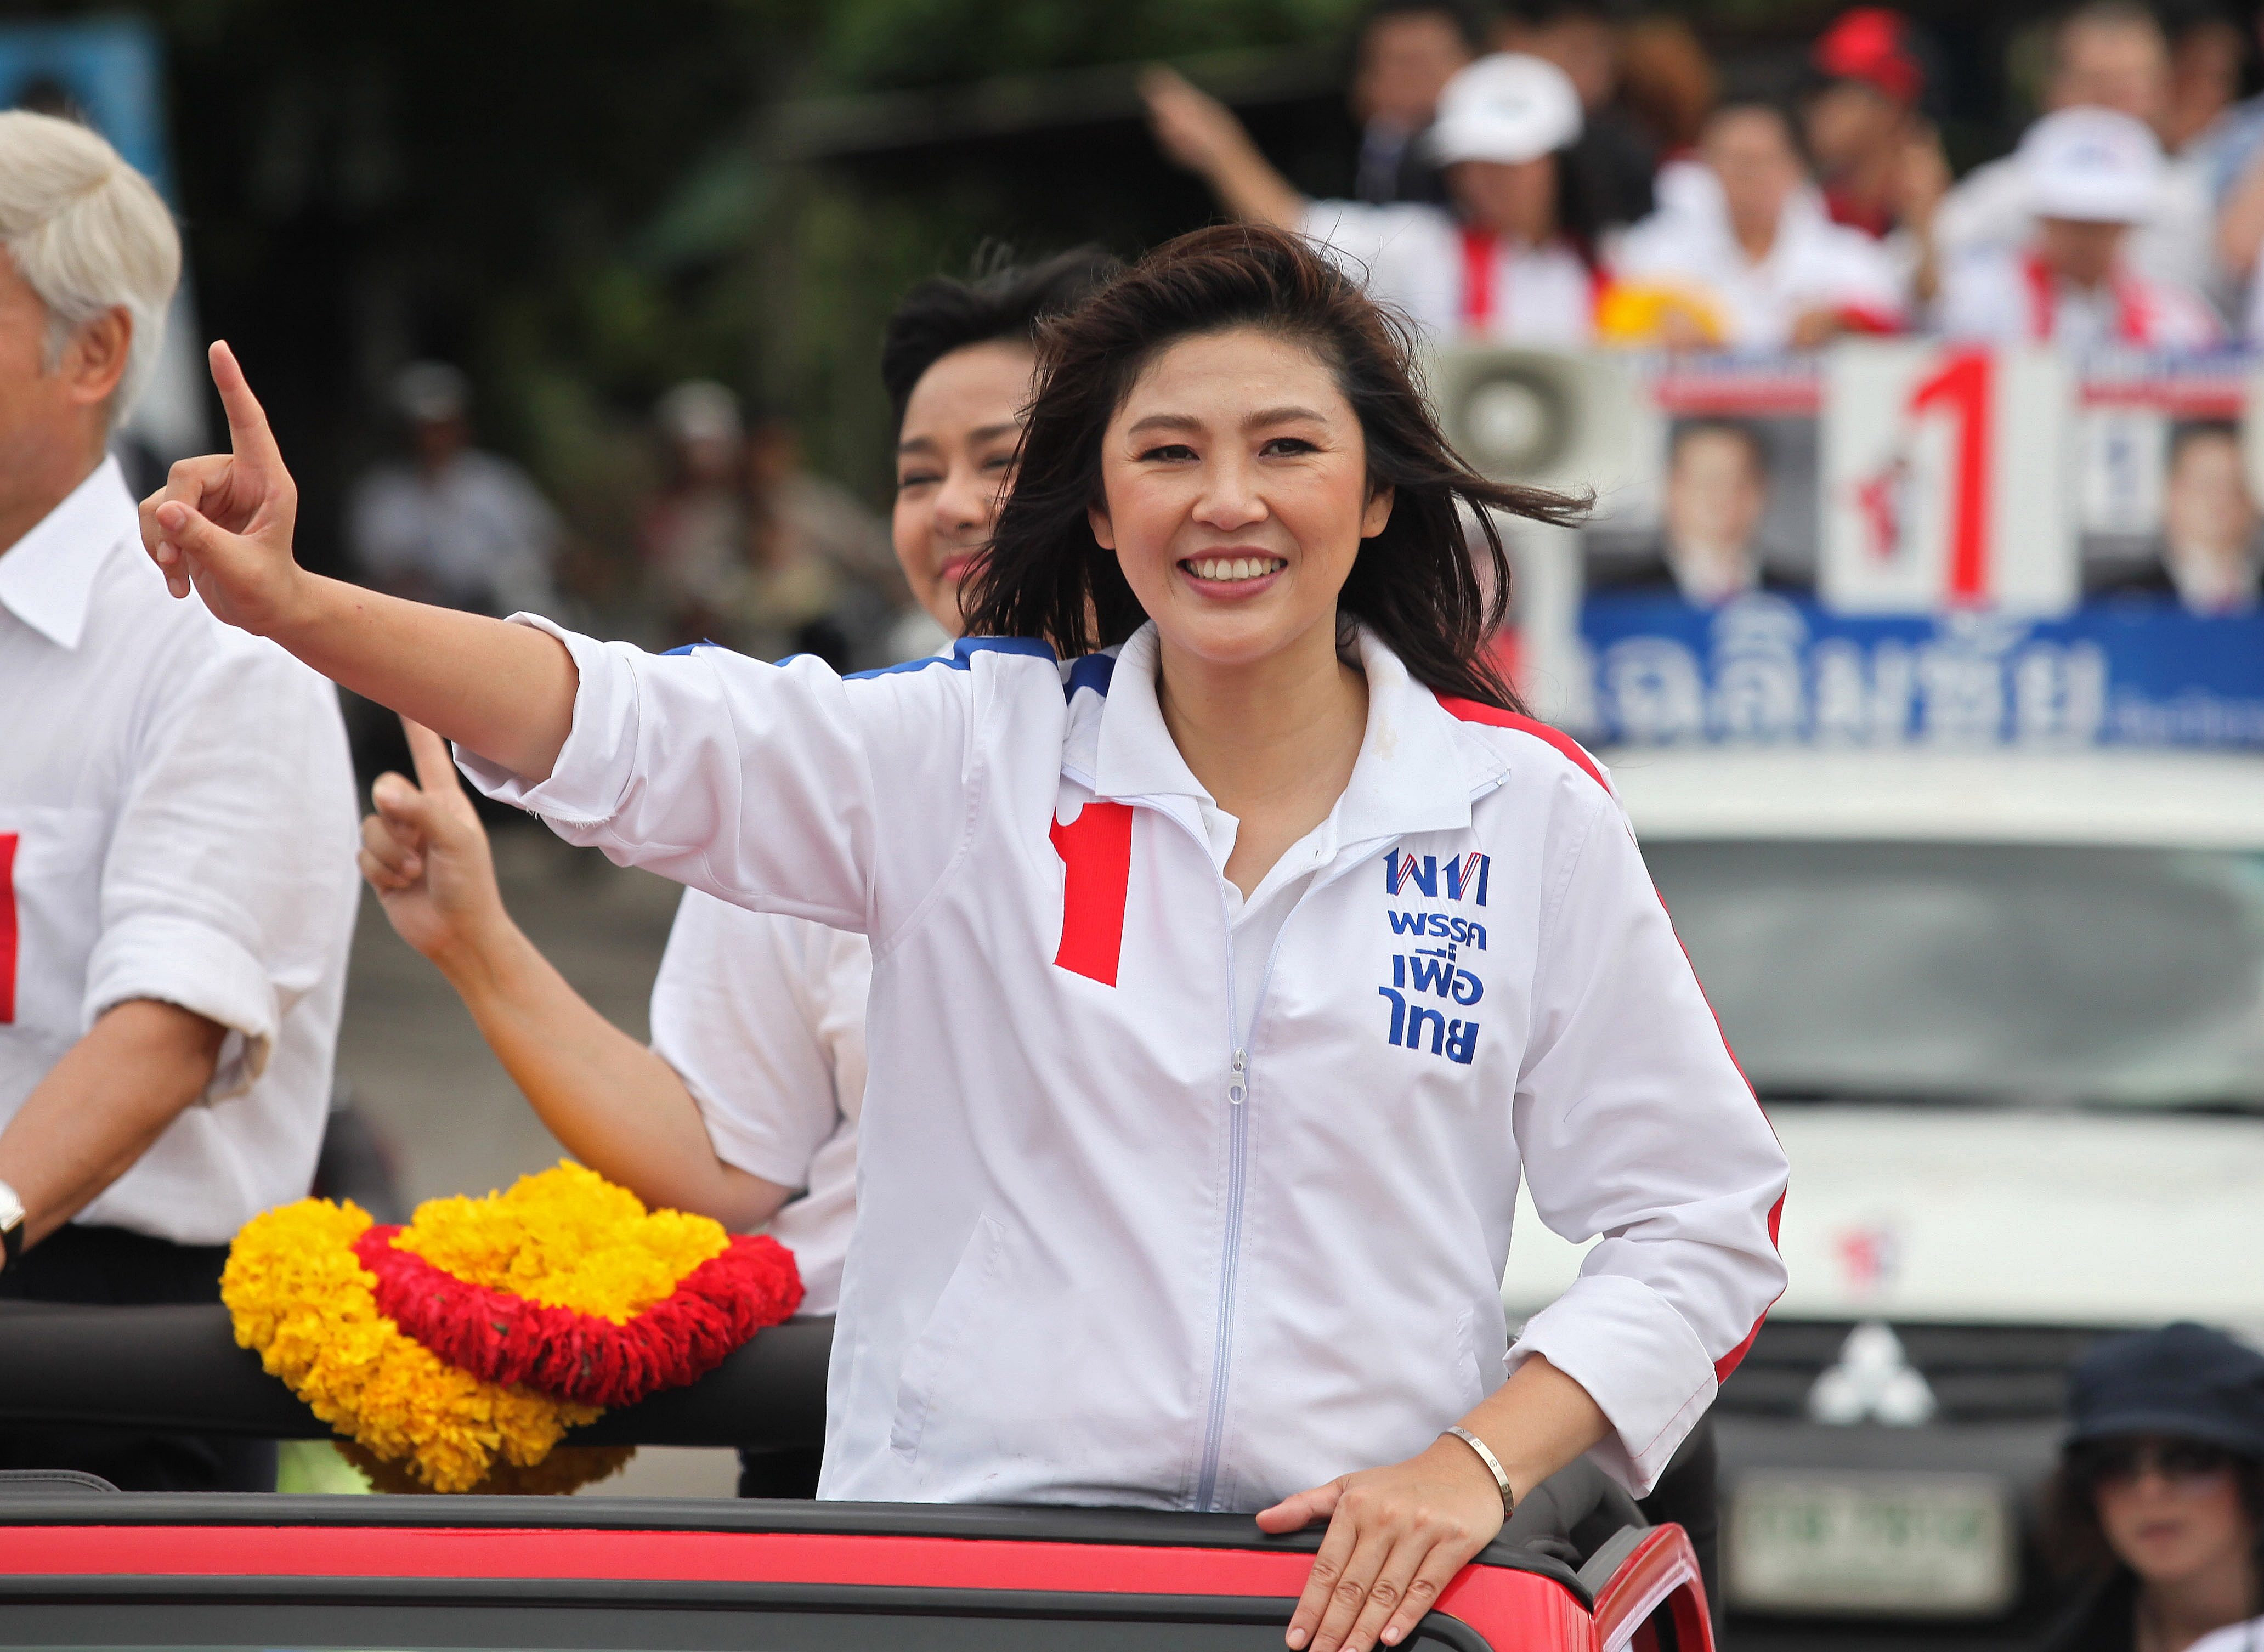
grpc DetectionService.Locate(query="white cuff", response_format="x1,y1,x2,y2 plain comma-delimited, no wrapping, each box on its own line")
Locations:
1506,1272,1719,1498
453,613,633,829
82,914,279,1101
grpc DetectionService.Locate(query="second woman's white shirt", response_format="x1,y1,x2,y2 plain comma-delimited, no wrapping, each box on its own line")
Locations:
463,619,1787,1510
647,890,864,1317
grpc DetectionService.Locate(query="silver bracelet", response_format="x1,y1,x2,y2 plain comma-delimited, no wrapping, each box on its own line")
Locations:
1440,1426,1516,1520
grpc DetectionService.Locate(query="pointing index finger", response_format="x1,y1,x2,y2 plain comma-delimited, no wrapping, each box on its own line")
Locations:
207,340,285,471
400,716,466,797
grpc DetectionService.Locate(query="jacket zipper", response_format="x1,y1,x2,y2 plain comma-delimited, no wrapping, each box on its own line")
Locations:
1193,893,1304,1509
1187,839,1407,1503
1192,842,1247,1513
1144,799,1376,1510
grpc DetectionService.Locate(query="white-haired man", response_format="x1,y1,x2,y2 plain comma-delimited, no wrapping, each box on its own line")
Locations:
0,111,358,1489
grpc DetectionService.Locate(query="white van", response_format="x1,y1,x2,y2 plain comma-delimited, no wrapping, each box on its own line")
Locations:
1503,746,2264,1625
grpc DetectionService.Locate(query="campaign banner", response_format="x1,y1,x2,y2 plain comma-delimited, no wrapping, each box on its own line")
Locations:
1434,345,2264,635
1820,343,2074,615
1581,591,2264,749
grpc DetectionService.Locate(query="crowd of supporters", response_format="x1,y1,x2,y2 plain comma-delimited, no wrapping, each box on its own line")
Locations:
1148,0,2264,356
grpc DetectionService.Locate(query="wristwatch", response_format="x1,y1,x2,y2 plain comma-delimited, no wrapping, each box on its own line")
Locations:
1441,1425,1518,1521
0,1179,24,1274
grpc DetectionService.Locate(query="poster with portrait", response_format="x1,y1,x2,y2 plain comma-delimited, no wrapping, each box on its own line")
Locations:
2076,357,2260,610
1573,355,1822,606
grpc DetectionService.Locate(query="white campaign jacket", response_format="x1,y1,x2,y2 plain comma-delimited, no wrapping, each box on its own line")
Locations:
465,619,1788,1509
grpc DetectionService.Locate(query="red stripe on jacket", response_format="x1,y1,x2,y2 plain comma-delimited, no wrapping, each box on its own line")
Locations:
1050,801,1134,987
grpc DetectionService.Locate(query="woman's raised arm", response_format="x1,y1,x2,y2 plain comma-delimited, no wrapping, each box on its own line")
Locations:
141,342,578,781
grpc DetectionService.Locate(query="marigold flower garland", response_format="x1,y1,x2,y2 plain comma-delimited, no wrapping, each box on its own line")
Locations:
223,1162,802,1493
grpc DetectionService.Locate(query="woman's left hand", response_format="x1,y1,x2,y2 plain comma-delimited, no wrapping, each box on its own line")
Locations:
1256,1435,1505,1652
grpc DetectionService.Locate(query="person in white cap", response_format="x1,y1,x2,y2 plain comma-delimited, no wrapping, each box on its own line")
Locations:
1606,100,1906,350
1938,107,2222,350
1143,53,1606,346
1933,3,2221,310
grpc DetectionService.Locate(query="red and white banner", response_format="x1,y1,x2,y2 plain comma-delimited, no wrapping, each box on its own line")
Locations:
1820,343,2076,615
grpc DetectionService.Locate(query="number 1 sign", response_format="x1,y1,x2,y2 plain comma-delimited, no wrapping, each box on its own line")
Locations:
1821,342,2075,615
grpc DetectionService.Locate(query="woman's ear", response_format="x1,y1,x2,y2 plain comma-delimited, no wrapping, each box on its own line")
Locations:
1086,501,1117,551
1360,483,1395,539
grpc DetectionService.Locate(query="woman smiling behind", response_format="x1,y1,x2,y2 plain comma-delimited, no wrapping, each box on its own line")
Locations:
143,225,1787,1652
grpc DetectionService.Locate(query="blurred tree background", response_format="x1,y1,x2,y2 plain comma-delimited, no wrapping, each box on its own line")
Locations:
9,0,2065,593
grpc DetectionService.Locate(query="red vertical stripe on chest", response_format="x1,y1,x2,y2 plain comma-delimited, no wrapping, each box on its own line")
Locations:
1459,225,1498,337
0,834,16,1023
1049,802,1134,987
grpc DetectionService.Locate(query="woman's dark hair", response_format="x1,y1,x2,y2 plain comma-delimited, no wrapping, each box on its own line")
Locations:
960,223,1585,713
2039,1438,2264,1582
880,246,1120,429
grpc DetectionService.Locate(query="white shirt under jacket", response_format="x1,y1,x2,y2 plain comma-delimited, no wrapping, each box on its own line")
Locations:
462,618,1788,1509
0,458,358,1244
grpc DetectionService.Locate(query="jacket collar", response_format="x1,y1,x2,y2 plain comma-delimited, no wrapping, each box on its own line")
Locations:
0,456,134,650
1085,621,1499,846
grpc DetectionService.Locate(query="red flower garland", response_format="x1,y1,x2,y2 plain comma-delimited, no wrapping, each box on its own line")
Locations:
352,1225,803,1409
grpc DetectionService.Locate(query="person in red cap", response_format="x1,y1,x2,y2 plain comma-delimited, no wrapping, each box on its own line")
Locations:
1801,8,1952,299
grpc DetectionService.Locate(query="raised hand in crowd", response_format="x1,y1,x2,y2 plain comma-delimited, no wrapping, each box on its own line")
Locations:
1140,65,1304,230
139,342,578,782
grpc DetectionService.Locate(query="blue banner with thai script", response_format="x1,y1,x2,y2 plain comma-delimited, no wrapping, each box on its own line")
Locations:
1580,592,2264,748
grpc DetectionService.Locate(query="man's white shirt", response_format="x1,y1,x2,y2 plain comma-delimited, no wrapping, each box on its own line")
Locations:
348,451,561,616
464,617,1789,1510
1935,146,2225,312
1613,181,1905,349
0,458,358,1244
1298,200,1598,346
1938,246,2223,352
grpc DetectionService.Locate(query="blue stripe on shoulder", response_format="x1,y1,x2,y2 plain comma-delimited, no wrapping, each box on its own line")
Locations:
845,635,1056,681
1063,653,1116,703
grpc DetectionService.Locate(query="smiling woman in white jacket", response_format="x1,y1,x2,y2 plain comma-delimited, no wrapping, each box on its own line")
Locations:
143,223,1786,1652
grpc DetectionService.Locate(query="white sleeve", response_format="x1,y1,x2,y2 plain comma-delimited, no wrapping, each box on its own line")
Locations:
457,618,983,940
1934,252,2022,342
1835,237,1908,321
1506,788,1789,1496
83,639,358,1099
1932,158,2028,262
648,892,847,1191
1604,212,1685,284
1296,200,1445,285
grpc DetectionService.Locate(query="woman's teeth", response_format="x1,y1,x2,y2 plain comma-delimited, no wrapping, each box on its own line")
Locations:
1186,557,1286,582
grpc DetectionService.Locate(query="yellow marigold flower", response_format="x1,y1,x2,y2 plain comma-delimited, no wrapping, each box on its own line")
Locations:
395,1162,729,1325
224,1178,610,1493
